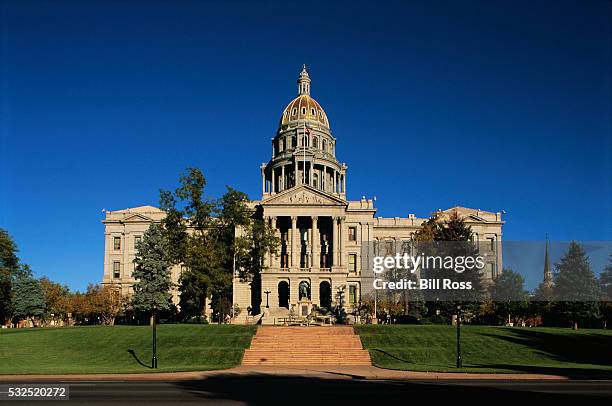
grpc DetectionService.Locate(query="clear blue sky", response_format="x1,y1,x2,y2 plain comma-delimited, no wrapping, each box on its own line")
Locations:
1,1,610,291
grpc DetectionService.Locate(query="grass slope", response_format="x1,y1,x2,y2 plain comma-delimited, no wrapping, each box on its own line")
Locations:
0,324,256,374
356,325,612,376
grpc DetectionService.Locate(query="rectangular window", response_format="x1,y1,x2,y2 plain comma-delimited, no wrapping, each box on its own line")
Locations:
113,236,121,250
134,235,141,249
113,261,120,279
349,285,357,304
488,237,495,251
349,254,357,273
348,226,357,241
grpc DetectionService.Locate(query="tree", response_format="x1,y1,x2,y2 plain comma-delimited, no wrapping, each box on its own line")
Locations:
419,211,486,317
12,266,44,326
0,228,21,324
86,284,124,325
132,224,173,314
600,255,612,300
39,277,72,325
553,241,602,329
490,269,528,324
599,255,612,329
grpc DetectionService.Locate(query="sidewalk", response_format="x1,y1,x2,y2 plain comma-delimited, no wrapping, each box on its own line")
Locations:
0,365,573,382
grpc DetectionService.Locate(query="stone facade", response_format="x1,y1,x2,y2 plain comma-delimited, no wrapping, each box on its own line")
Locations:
102,66,504,323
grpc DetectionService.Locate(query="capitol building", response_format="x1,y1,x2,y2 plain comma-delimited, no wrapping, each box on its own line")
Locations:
103,66,504,323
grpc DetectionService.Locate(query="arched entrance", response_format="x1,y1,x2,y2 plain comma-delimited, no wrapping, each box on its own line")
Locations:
278,281,289,309
319,281,332,310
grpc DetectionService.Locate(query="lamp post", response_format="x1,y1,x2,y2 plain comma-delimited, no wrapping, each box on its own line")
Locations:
152,306,158,369
456,304,462,368
264,290,271,308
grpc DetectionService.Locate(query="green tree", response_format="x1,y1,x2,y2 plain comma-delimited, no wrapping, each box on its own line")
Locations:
490,269,528,324
12,266,44,326
132,224,173,313
599,255,612,328
600,254,612,300
553,241,602,329
0,228,21,324
421,211,486,316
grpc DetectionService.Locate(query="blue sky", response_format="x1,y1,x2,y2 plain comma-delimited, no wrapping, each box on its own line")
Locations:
1,0,610,291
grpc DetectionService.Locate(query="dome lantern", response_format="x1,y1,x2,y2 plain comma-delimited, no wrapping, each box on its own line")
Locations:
297,64,311,96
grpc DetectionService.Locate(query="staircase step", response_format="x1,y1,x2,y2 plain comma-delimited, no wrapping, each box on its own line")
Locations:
241,326,371,366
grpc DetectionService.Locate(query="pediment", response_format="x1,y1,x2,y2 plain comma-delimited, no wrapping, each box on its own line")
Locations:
262,186,346,207
123,213,152,223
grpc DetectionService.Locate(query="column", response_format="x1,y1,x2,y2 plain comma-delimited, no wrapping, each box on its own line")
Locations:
261,166,265,195
263,217,270,268
281,165,285,192
271,168,275,194
291,216,298,269
312,216,319,269
307,225,312,268
332,216,338,268
322,165,327,192
295,159,300,186
272,217,279,268
333,171,337,193
339,217,346,267
342,173,346,194
308,161,313,187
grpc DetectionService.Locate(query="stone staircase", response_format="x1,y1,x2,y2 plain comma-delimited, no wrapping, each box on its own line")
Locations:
241,326,372,365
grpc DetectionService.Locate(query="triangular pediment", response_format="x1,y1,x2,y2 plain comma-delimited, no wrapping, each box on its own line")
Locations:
262,185,346,206
123,213,152,223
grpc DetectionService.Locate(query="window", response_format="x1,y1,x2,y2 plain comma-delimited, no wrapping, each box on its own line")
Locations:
292,108,297,115
134,235,141,249
113,261,120,279
313,137,318,149
311,108,316,115
322,139,327,152
349,254,357,273
301,107,306,114
280,138,285,151
348,227,357,241
113,237,121,250
349,285,357,304
488,237,495,251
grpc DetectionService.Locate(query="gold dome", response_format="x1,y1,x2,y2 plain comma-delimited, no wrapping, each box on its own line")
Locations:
279,94,330,128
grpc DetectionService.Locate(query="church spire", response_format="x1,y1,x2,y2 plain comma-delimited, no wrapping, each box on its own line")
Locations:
543,234,553,287
297,64,311,96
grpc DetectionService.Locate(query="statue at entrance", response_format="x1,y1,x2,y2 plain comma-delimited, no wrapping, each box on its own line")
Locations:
299,281,311,300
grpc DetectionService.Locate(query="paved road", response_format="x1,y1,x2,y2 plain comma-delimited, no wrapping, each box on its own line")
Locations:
3,376,612,404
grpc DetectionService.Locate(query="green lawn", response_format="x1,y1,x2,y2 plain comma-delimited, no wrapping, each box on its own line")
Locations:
0,324,256,374
356,325,612,377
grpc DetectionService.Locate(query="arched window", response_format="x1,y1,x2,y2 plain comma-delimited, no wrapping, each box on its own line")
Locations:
313,137,318,149
301,107,306,114
291,136,296,148
292,108,297,116
311,108,316,116
322,139,327,152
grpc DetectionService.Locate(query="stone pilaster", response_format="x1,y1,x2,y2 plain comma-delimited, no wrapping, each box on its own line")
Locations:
312,216,319,269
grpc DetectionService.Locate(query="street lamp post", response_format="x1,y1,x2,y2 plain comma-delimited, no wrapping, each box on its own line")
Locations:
152,306,158,369
264,290,271,308
456,304,462,368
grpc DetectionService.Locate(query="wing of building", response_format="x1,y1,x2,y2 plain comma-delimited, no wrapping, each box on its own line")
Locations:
102,65,504,323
